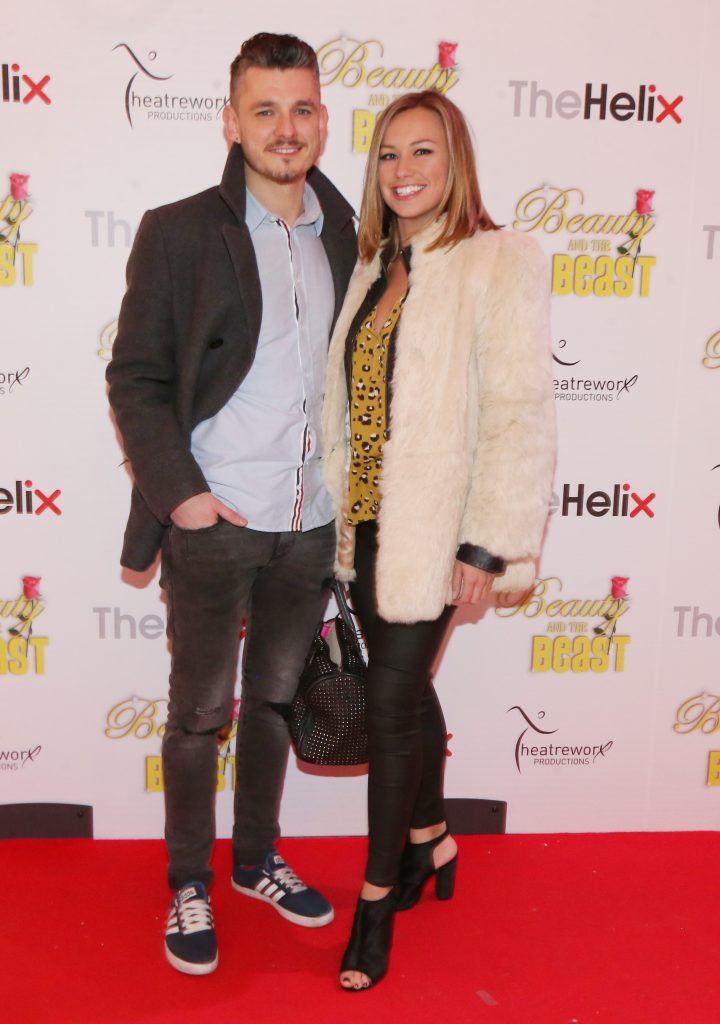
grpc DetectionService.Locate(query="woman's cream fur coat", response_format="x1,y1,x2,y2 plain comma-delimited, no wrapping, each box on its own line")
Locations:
322,219,556,624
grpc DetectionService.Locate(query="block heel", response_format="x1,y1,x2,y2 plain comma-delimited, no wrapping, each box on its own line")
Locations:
434,854,457,900
394,827,458,911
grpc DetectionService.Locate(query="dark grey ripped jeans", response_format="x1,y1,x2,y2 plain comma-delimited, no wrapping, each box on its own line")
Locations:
160,518,335,890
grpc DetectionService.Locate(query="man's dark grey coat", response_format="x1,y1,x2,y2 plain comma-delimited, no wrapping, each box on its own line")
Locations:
106,143,357,570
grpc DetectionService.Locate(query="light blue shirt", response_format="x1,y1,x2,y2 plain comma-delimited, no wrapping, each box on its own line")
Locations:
191,185,336,532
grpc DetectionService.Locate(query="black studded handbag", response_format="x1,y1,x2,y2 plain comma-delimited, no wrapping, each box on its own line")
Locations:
289,579,368,766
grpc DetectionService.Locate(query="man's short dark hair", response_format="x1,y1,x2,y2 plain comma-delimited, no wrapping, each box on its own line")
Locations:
230,33,319,101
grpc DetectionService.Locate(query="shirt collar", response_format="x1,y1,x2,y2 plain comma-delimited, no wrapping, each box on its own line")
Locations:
245,183,324,236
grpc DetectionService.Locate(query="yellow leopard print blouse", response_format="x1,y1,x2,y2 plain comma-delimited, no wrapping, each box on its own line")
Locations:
346,295,406,525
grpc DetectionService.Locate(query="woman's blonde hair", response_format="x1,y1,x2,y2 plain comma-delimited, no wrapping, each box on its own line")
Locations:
357,90,499,263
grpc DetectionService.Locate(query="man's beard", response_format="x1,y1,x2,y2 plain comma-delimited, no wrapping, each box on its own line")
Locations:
244,139,315,185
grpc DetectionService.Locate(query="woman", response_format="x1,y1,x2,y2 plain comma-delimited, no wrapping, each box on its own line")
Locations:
322,90,555,990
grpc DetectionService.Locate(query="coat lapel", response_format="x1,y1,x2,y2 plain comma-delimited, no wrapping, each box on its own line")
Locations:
221,221,263,346
308,165,356,330
320,220,350,330
218,144,263,348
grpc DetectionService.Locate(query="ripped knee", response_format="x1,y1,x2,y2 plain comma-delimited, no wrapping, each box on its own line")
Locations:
169,703,230,736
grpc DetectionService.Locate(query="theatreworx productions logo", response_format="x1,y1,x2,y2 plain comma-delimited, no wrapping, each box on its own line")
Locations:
0,743,42,770
508,706,613,772
0,367,30,396
673,693,720,787
1,576,48,677
105,697,237,793
553,339,638,405
513,186,656,298
510,81,683,124
316,37,459,153
496,575,632,675
113,44,228,128
1,62,51,105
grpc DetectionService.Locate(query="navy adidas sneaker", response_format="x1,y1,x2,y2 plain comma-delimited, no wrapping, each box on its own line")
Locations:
164,881,218,975
231,852,334,928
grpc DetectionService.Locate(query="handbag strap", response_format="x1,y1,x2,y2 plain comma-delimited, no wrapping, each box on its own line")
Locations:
329,578,357,636
327,578,366,672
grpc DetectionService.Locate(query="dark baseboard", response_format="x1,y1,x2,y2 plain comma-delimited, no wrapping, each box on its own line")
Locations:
444,798,507,835
0,803,94,839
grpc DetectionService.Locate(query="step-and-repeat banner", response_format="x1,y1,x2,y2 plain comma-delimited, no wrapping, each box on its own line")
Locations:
3,0,719,839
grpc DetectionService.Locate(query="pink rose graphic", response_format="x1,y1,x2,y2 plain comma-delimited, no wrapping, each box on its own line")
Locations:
635,189,654,216
618,188,655,275
438,42,458,70
9,575,42,642
22,575,42,600
595,575,631,640
9,174,30,201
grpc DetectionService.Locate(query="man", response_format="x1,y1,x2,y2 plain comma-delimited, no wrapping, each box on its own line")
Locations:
106,33,356,975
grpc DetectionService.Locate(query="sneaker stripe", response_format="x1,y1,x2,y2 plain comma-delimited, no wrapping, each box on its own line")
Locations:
165,883,218,975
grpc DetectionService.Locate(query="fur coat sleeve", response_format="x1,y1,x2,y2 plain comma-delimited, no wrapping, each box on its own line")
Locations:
459,231,555,594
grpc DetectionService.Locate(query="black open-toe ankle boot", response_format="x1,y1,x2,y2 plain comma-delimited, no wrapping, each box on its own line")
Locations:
394,828,458,911
339,890,396,990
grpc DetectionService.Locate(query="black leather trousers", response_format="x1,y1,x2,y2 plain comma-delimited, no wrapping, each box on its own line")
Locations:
350,520,455,887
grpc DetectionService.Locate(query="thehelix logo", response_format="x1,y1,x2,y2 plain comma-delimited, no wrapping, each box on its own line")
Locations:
674,606,720,638
0,480,62,517
510,81,683,124
85,211,135,248
93,607,164,639
703,226,720,260
508,706,613,772
550,483,655,519
1,63,51,105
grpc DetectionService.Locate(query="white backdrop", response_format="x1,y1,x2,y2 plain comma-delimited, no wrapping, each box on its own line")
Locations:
3,0,719,839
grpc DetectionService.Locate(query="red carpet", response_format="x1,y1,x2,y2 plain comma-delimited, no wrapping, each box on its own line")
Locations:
3,833,717,1024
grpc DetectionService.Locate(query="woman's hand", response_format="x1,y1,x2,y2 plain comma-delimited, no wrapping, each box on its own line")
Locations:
451,560,493,605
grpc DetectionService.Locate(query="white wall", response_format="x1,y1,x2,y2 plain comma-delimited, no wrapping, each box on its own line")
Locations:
3,0,718,838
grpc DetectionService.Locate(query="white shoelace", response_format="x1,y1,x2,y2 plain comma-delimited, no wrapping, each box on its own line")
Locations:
168,895,214,935
272,863,307,894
